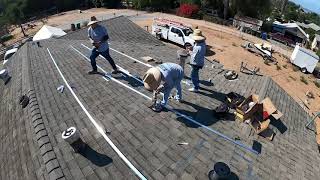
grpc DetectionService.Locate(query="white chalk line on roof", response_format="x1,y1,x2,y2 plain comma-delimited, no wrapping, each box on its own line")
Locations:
70,45,151,100
81,44,145,84
108,45,153,68
47,48,148,180
71,45,259,155
80,43,190,86
76,44,165,98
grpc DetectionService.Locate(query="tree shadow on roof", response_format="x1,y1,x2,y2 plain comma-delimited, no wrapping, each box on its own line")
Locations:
79,145,113,167
173,100,234,128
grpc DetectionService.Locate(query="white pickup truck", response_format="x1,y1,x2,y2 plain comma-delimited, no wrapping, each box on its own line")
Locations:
151,18,195,48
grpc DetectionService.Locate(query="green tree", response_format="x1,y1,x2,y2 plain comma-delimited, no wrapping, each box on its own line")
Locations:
4,0,27,37
55,0,79,10
231,0,271,19
132,0,149,9
181,0,201,5
101,0,121,8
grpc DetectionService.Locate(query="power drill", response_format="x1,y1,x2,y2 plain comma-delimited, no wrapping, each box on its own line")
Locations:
151,91,162,112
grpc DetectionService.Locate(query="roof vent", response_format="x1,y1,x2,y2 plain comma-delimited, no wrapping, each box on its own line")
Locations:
208,162,239,180
62,127,86,153
0,69,11,85
177,49,189,72
19,94,29,108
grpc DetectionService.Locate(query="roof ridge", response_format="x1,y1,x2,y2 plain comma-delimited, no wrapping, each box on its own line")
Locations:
58,15,126,39
24,42,66,180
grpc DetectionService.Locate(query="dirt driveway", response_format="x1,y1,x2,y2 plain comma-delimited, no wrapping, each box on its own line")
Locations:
133,12,320,115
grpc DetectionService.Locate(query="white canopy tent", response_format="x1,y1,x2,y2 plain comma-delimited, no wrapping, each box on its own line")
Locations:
32,25,66,41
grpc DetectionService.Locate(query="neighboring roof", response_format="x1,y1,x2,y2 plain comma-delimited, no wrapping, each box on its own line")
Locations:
1,16,320,180
273,22,309,39
295,22,320,31
315,34,320,41
296,22,309,29
61,16,162,46
308,23,320,31
33,25,66,41
233,15,263,26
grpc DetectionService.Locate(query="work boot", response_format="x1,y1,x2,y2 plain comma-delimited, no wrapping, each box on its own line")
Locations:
111,69,120,74
88,70,98,74
174,96,182,103
151,102,163,112
188,88,199,92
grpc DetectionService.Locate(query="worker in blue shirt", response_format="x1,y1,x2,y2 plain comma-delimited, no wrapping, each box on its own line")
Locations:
187,29,206,92
87,17,119,74
143,63,183,112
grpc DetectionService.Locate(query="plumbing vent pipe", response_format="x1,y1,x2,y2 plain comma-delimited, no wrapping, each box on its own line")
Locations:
19,94,30,108
208,162,231,180
177,49,189,73
0,69,11,85
62,127,86,153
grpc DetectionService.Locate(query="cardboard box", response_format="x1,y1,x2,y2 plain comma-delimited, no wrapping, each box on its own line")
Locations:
236,94,260,121
315,118,320,135
259,128,275,141
261,97,283,120
316,134,320,145
250,119,270,134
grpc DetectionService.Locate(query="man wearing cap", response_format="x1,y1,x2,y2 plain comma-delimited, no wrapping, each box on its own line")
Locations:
143,63,184,111
187,29,206,92
87,17,119,74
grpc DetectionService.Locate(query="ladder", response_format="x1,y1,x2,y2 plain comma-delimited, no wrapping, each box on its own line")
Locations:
305,112,320,132
153,18,192,29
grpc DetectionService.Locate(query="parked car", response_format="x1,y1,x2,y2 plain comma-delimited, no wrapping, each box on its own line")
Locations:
270,32,295,46
152,18,195,48
3,47,18,65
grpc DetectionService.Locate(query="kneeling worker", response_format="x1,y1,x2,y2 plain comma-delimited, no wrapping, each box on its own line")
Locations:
143,63,183,112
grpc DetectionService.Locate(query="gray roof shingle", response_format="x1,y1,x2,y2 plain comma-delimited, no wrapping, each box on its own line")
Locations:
1,16,320,180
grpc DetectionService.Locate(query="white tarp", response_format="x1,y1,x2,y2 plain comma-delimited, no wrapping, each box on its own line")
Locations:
33,25,66,41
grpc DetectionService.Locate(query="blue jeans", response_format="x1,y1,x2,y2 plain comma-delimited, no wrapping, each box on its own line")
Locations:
161,79,182,106
191,65,201,90
90,48,117,71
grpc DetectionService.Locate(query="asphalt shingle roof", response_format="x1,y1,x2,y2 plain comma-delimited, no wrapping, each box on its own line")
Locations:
1,16,320,180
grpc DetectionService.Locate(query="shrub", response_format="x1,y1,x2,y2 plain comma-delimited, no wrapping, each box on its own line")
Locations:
264,60,271,66
0,34,13,42
317,49,320,58
289,76,296,81
177,4,199,18
276,65,281,70
300,76,308,85
292,66,299,72
314,80,320,88
282,64,288,69
133,0,149,9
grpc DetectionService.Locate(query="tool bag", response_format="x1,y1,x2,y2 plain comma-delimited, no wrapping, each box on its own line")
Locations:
225,92,245,109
